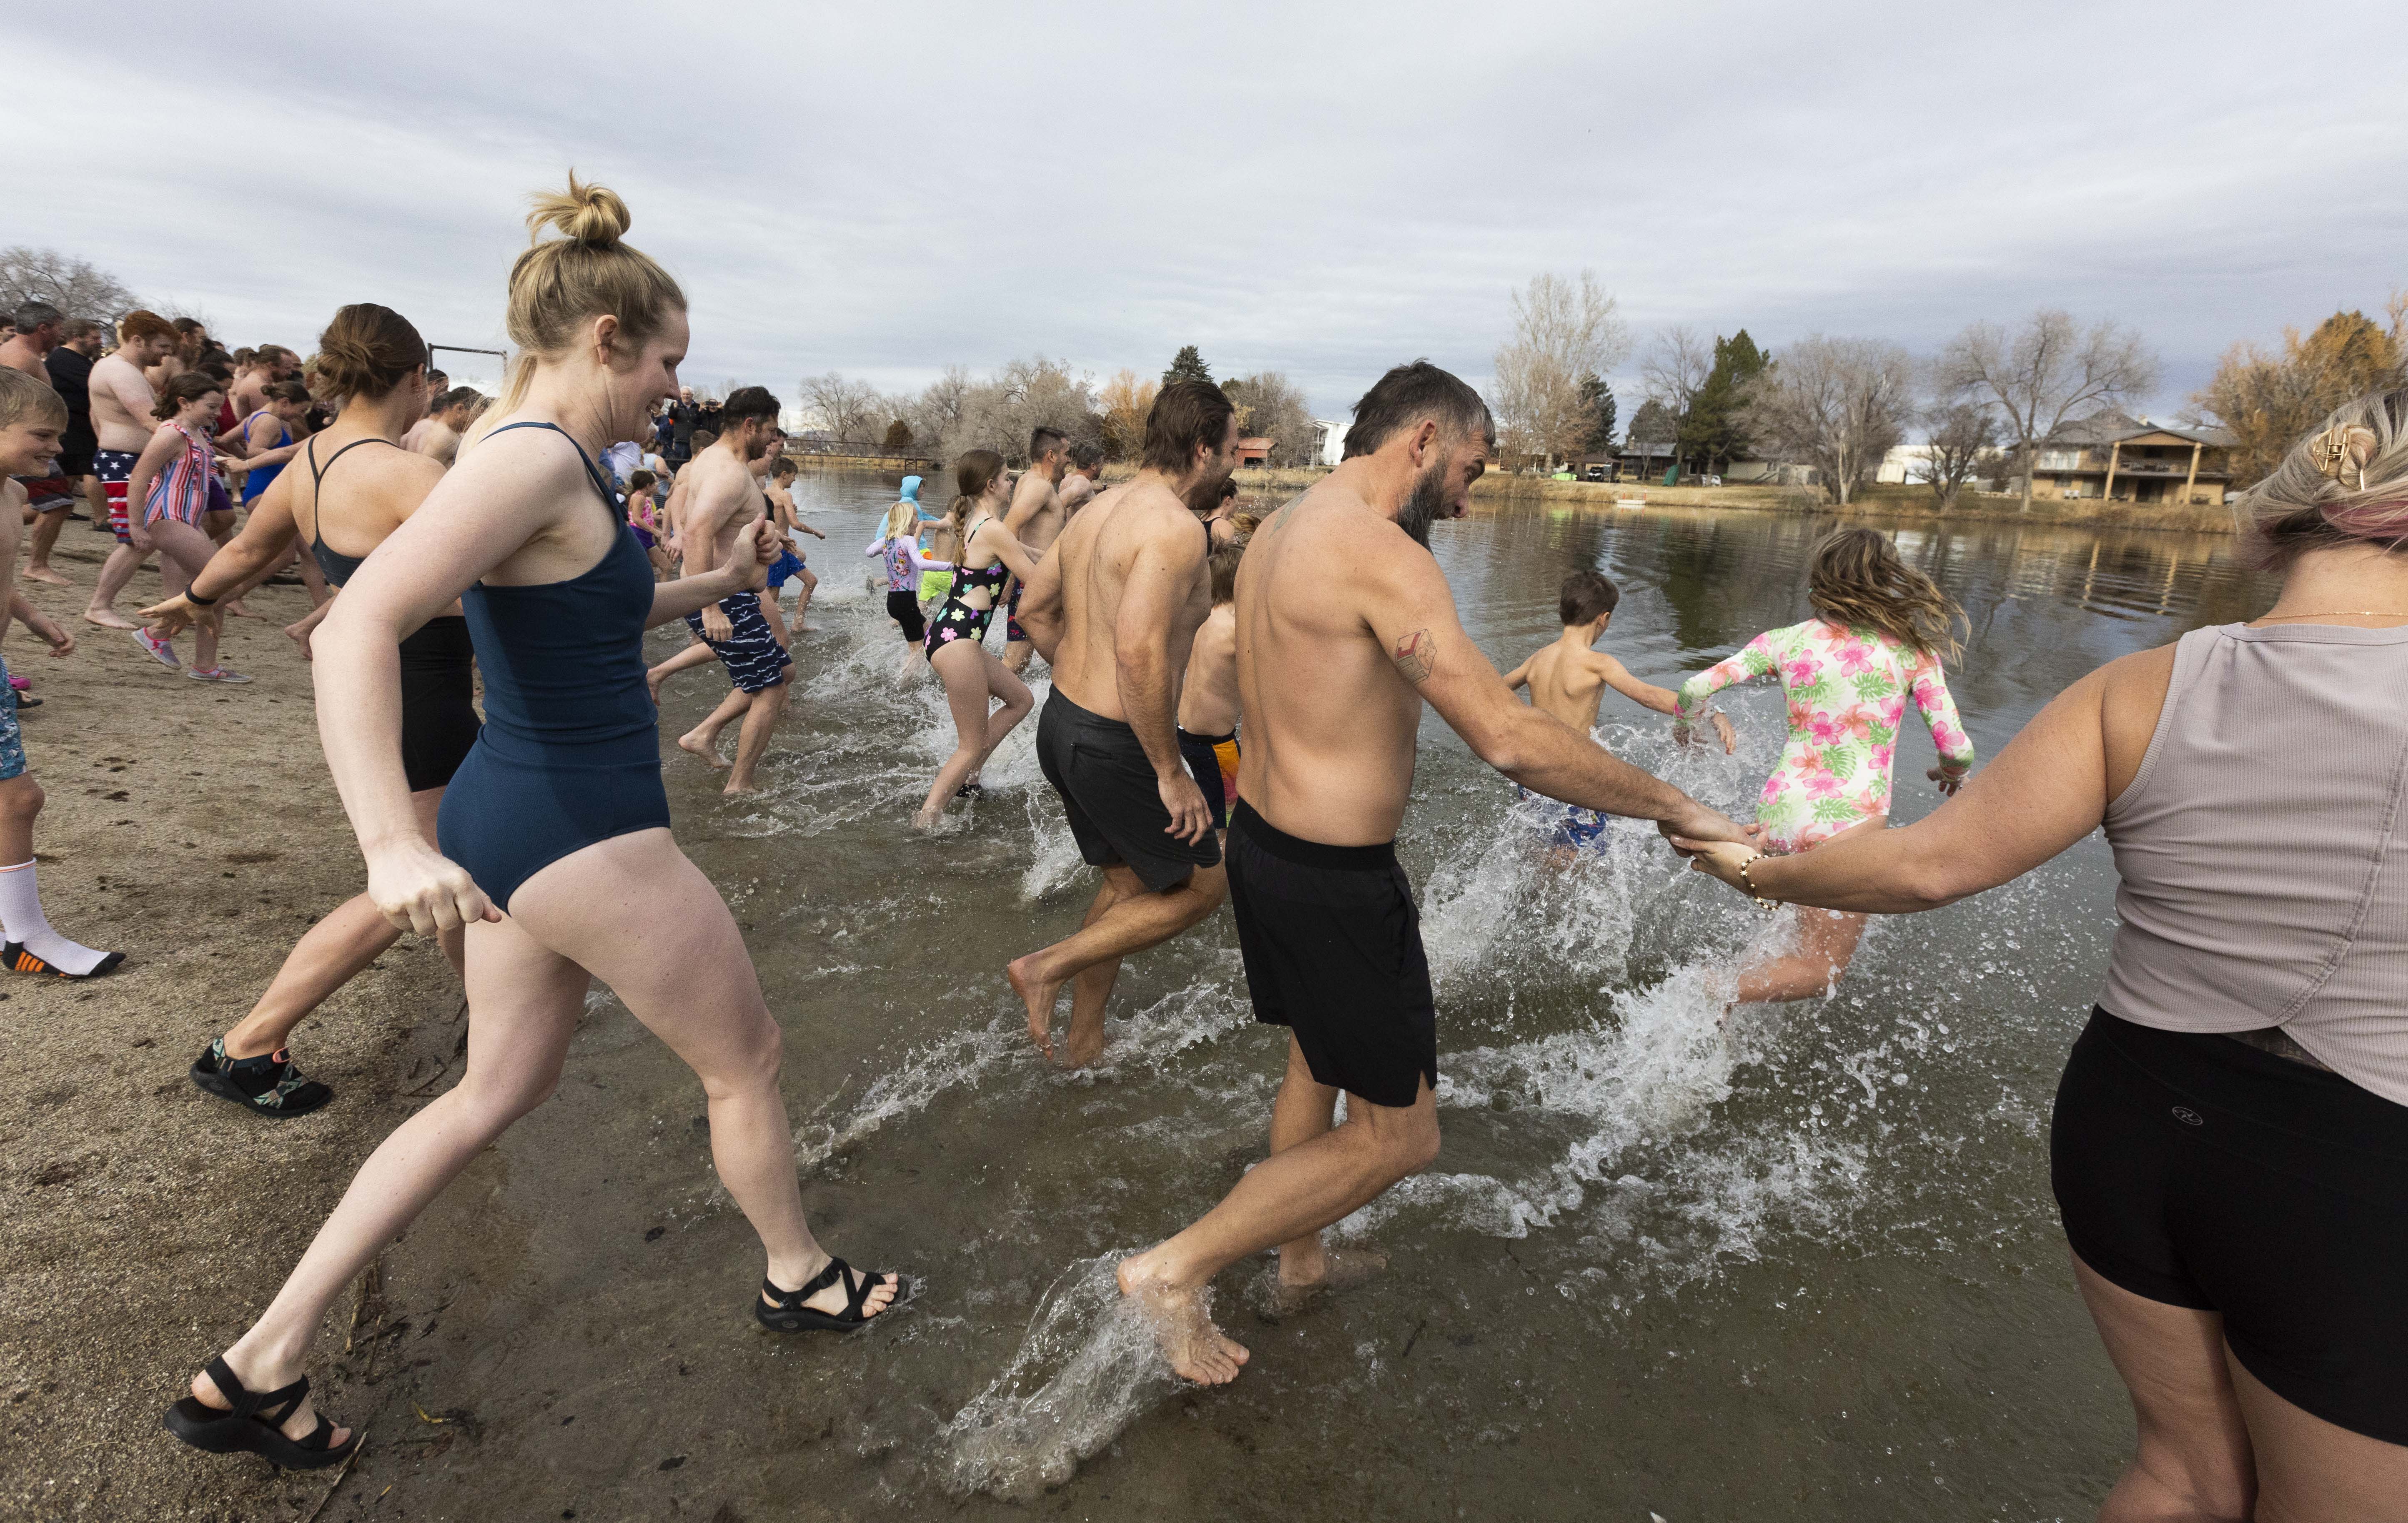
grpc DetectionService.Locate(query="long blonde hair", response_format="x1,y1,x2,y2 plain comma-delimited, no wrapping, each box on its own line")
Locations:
494,173,684,416
881,501,917,541
1805,526,1965,660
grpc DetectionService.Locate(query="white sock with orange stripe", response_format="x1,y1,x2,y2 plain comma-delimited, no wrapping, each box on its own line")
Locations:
0,860,112,976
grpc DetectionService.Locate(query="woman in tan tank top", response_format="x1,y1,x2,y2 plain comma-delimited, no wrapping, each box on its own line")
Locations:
1679,390,2408,1520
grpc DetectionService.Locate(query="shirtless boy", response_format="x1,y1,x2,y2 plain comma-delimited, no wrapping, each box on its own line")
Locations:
667,386,792,794
763,451,822,630
1008,384,1233,1067
1001,426,1072,673
1502,568,1736,857
1175,540,1245,845
0,369,117,977
1111,362,1752,1382
83,311,181,628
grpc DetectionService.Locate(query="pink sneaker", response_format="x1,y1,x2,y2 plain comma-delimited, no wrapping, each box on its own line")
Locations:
6,675,26,692
131,628,181,669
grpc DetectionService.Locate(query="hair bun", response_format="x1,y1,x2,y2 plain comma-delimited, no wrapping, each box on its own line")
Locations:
526,172,630,249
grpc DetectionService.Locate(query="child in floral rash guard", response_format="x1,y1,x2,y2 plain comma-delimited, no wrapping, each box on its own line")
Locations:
1670,527,1977,1008
1676,620,1975,851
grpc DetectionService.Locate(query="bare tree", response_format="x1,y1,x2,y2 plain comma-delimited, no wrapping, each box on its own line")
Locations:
0,245,139,325
1937,310,2160,512
1912,400,2002,510
1097,369,1157,460
1223,371,1318,466
1738,336,1916,506
1639,325,1712,417
1491,271,1629,469
943,356,1100,462
796,372,884,443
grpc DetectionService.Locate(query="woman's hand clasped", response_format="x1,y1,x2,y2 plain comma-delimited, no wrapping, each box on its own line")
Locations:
1668,835,1764,895
365,840,499,936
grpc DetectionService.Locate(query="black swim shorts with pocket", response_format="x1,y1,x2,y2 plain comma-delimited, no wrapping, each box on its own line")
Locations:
1225,799,1437,1110
1035,686,1221,892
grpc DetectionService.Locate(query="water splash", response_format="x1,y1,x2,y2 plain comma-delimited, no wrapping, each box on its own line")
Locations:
936,1255,1179,1500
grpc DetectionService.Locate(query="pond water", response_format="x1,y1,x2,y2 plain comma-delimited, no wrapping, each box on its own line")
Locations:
393,477,2279,1522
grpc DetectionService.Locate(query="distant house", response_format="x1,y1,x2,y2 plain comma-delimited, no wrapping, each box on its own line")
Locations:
1310,418,1349,467
1615,440,1678,480
1725,458,1820,487
1235,437,1273,468
2020,411,2235,504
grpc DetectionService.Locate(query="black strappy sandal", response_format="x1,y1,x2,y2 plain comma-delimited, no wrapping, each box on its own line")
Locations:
755,1257,901,1334
162,1356,358,1469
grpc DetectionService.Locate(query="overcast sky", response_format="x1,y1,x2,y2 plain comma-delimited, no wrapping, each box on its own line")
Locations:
15,0,2402,423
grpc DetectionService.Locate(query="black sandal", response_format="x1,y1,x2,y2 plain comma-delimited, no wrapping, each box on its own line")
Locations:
190,1038,334,1119
163,1355,358,1469
755,1257,901,1333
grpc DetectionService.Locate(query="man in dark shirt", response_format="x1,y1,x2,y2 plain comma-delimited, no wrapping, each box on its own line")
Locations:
666,386,699,466
30,317,98,584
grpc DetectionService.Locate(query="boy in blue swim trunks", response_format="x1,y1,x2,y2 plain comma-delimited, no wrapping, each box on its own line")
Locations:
1501,569,1735,857
0,370,120,977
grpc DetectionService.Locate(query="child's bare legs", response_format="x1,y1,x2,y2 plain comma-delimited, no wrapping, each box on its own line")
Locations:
917,644,1031,824
792,567,816,630
650,639,716,706
1728,906,1869,1003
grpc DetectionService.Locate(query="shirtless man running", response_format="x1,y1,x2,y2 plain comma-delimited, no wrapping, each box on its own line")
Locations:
1000,426,1072,674
412,388,479,467
1058,441,1103,519
669,385,792,794
0,303,76,584
1112,361,1755,1383
1008,382,1234,1067
83,311,182,629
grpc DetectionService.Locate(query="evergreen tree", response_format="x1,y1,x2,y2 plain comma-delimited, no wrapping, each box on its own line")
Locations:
1578,373,1617,453
1627,398,1676,444
1163,346,1214,386
1678,330,1769,476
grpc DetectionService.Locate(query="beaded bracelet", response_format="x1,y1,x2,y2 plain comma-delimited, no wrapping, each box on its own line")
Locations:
1734,851,1776,909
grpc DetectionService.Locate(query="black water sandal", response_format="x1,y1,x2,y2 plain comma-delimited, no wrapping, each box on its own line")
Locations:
4,942,123,978
755,1257,901,1333
190,1038,333,1119
162,1356,358,1469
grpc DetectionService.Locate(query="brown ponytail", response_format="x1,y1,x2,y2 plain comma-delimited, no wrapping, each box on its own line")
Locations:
313,303,428,401
1805,526,1965,661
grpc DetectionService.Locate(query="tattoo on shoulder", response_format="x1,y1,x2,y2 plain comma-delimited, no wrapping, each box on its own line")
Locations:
1392,628,1436,685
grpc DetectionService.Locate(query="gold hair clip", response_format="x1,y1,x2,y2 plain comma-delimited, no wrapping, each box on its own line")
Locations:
2309,424,2377,491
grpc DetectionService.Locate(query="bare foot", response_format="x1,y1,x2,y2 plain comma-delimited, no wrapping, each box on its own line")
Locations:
283,620,315,661
190,1362,350,1450
1117,1253,1248,1385
677,730,730,769
910,807,943,832
646,666,669,704
1059,1020,1106,1069
1272,1245,1388,1315
82,607,134,630
1006,953,1065,1061
722,777,761,796
223,599,257,618
21,566,70,587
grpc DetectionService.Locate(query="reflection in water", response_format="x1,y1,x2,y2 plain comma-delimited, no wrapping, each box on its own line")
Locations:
500,484,2288,1520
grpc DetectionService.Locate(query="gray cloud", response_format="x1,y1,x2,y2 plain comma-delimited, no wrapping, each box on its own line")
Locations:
16,0,2400,419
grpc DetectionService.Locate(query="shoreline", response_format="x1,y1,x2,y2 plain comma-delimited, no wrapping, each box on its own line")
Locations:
1104,463,2239,535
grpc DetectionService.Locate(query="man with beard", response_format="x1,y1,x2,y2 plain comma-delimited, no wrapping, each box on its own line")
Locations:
1007,381,1233,1067
668,386,792,795
1111,362,1757,1383
30,319,103,586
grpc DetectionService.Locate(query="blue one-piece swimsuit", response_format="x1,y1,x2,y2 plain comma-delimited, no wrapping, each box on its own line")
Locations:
435,422,672,913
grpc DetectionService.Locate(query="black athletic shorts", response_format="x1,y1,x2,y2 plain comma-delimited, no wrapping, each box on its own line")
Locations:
2051,1007,2408,1445
1226,799,1436,1110
1176,726,1234,832
56,428,95,481
400,616,480,793
1035,687,1221,892
886,589,926,644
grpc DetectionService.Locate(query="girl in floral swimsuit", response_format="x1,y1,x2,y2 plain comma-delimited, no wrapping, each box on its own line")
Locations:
1675,527,1976,1004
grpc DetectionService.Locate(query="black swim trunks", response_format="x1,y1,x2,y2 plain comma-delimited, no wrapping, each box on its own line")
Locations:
684,590,792,694
1176,726,1236,833
399,615,479,792
2052,1007,2408,1445
1226,799,1436,1110
1035,687,1221,892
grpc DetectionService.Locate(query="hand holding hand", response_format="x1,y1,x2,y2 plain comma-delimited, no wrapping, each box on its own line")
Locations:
1667,836,1764,896
364,839,499,937
1658,797,1757,848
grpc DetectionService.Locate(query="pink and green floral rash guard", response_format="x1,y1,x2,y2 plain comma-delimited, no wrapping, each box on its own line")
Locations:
1676,619,1975,852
